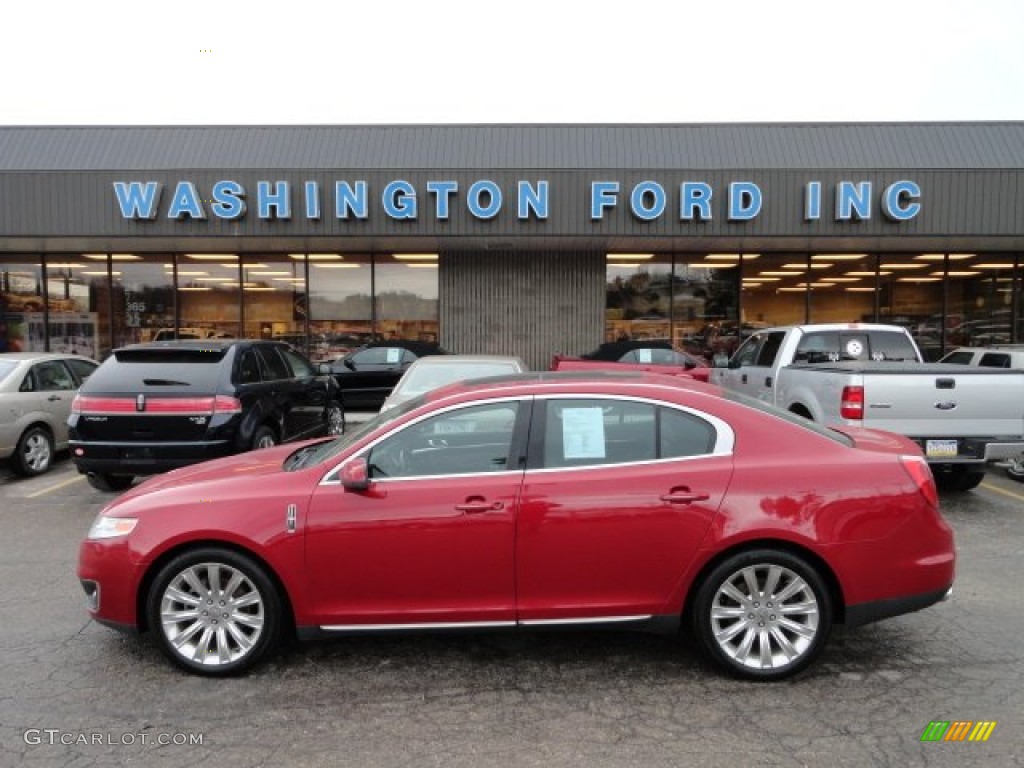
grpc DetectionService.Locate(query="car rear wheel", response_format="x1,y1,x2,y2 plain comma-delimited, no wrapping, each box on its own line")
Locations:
252,426,277,450
86,473,135,492
933,466,986,492
147,547,282,676
692,549,831,681
326,403,345,435
12,426,54,477
1005,458,1024,483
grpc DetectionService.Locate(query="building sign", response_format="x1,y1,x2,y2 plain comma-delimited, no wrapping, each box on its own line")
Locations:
113,178,921,224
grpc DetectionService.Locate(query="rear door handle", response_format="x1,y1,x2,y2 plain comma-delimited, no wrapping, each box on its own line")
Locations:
660,491,710,504
47,395,62,402
455,499,505,514
741,374,748,384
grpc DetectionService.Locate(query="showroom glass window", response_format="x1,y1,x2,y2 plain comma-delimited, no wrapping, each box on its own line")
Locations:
875,253,944,360
673,255,740,359
374,254,440,343
46,255,109,360
605,254,672,343
108,254,175,350
306,253,375,359
946,253,1018,351
240,255,308,350
175,253,241,339
0,257,45,354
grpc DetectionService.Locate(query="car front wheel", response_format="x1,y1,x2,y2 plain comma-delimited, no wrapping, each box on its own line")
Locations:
12,426,54,476
147,547,282,675
692,549,831,681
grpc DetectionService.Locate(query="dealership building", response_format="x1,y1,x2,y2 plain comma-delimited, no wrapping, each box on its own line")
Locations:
1,123,1022,368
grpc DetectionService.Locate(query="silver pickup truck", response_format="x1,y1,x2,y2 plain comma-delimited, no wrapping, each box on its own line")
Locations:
709,323,1024,491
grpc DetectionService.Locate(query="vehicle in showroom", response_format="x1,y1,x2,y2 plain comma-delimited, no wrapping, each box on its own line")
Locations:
327,340,447,410
68,339,345,491
0,352,98,476
380,354,527,411
79,372,954,680
551,340,710,382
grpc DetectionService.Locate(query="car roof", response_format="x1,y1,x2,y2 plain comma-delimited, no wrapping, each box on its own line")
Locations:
114,339,271,353
422,370,719,405
0,352,97,363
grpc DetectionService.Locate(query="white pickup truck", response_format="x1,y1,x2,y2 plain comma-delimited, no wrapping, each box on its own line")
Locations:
709,323,1024,491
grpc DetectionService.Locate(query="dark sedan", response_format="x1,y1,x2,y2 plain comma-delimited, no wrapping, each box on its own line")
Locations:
328,340,446,410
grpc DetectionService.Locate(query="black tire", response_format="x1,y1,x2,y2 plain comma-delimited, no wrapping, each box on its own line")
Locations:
146,547,282,676
251,425,277,450
86,472,135,492
12,426,54,477
1005,459,1024,483
933,466,986,492
691,549,832,681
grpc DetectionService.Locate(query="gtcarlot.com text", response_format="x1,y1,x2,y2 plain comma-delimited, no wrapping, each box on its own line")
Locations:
24,729,204,747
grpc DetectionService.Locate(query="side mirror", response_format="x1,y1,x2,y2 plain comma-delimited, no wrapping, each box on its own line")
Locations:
340,457,370,491
343,358,357,371
712,354,730,368
318,362,332,375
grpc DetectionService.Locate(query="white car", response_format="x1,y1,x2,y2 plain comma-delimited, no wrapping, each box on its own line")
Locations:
380,355,528,411
0,352,99,476
939,345,1024,370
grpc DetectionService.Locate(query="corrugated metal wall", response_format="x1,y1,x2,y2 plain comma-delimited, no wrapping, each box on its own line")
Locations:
439,251,605,370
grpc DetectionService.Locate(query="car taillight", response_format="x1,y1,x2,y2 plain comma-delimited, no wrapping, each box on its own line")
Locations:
71,395,136,414
900,455,939,510
213,395,243,414
840,385,864,420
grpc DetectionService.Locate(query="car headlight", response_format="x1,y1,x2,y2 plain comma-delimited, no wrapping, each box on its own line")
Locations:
88,516,138,540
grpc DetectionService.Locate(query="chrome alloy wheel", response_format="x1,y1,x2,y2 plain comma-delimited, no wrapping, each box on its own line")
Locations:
21,432,52,473
709,563,820,671
326,404,345,435
159,562,265,667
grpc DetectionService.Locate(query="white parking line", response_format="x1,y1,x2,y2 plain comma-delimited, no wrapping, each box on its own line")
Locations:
25,474,85,498
979,481,1024,504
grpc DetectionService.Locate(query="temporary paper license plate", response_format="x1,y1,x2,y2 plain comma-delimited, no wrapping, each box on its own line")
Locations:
925,439,959,458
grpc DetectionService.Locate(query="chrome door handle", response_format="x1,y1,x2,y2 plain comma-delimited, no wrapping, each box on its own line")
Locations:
455,500,505,514
660,491,710,504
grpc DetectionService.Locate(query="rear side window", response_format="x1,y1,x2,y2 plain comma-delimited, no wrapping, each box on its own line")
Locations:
540,399,717,469
978,353,1010,368
866,332,919,361
257,346,291,380
84,348,228,392
279,347,314,377
755,332,786,366
65,358,98,384
941,351,974,365
236,349,262,384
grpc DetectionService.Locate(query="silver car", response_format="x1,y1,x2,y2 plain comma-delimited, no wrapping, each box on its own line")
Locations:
380,355,528,412
0,352,99,476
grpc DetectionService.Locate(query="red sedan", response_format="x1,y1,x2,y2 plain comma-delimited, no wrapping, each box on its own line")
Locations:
79,373,954,680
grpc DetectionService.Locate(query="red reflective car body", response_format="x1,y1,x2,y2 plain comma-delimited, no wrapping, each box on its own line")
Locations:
79,373,954,679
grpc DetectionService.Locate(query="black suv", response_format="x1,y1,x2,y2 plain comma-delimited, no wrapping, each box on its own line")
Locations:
69,340,345,491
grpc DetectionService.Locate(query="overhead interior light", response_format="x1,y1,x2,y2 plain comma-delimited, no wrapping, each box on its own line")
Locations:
194,277,236,283
46,263,84,269
248,271,293,276
240,263,268,268
187,253,237,260
938,271,981,277
273,277,306,282
972,263,1015,269
845,271,892,277
172,270,209,276
82,270,120,275
83,253,142,261
845,287,875,292
825,277,862,283
704,254,742,261
760,270,803,276
916,253,975,261
407,264,439,269
741,282,763,287
393,253,439,261
178,286,212,291
777,287,808,292
813,254,867,261
899,277,943,282
795,282,836,288
783,263,832,270
745,276,780,282
311,263,361,269
244,286,275,291
879,263,927,269
607,263,645,269
686,262,736,269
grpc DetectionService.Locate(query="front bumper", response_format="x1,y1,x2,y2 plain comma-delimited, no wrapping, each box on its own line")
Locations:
78,538,143,629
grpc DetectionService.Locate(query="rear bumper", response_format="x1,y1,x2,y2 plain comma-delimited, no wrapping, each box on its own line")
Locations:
844,586,952,627
70,439,235,476
909,436,1024,464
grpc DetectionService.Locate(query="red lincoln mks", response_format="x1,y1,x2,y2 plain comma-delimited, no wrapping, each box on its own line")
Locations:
79,372,955,680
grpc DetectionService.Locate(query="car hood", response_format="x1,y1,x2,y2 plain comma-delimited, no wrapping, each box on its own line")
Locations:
108,442,319,508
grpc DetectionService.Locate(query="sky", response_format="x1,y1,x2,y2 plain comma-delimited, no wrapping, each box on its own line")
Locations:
2,0,1023,125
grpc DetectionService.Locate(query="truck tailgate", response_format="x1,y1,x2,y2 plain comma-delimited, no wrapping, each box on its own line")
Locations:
861,365,1024,437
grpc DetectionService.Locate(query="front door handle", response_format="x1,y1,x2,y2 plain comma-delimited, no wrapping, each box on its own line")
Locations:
741,374,748,384
660,490,710,504
47,395,62,402
455,498,505,514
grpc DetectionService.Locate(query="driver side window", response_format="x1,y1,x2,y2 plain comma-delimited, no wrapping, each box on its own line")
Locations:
366,402,520,479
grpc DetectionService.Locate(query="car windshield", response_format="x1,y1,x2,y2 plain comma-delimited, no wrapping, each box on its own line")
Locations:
0,361,17,384
396,362,520,397
283,395,427,470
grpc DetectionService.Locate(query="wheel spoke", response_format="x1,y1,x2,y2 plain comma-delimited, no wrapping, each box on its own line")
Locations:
719,581,749,605
770,626,800,661
778,600,817,616
222,571,244,601
165,586,202,607
226,621,256,651
182,568,207,597
758,629,772,668
231,611,264,631
206,564,222,595
215,627,231,664
711,605,747,619
774,578,807,603
714,619,748,644
171,619,204,648
162,608,199,624
741,567,761,600
231,592,262,610
762,565,783,599
778,617,817,639
735,626,757,662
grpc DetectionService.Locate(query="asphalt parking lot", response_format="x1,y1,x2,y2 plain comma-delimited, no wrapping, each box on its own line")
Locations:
0,454,1020,768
